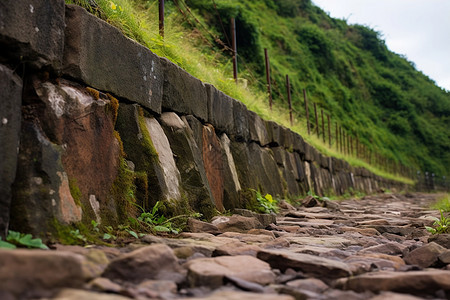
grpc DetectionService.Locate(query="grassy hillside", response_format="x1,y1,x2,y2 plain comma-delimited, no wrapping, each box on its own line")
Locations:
67,0,450,182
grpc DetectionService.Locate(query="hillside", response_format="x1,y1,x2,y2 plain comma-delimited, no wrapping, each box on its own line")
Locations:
68,0,449,182
182,0,450,178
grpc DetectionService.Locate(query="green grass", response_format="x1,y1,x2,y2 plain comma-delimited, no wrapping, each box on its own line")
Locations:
65,0,449,184
431,194,450,212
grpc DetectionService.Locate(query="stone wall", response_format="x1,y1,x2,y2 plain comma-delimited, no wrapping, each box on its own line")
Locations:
0,1,406,238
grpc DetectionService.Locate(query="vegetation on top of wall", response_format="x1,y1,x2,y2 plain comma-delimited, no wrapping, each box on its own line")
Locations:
65,0,449,184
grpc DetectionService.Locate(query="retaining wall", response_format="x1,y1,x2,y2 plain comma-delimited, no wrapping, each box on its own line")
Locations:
0,1,406,237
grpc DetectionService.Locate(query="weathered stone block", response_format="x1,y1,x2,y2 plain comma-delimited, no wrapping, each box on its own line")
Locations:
283,128,295,150
160,112,215,217
116,104,180,209
63,5,163,114
0,65,22,237
206,84,234,133
0,0,65,70
161,58,207,121
248,111,269,146
230,141,258,191
11,79,130,236
219,133,241,210
248,143,284,197
292,132,305,154
232,99,250,142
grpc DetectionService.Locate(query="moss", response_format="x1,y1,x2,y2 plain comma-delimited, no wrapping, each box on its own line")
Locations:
86,87,100,100
239,189,260,212
107,93,119,125
110,157,138,224
68,178,83,207
47,218,107,245
137,107,159,157
114,130,126,158
135,171,149,211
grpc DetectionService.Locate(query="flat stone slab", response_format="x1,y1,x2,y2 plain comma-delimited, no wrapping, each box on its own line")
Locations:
342,270,450,293
257,249,352,279
285,236,356,249
64,5,163,113
187,290,294,300
185,255,276,288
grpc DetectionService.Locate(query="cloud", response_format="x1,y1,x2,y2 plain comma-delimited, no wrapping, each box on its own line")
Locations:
312,0,450,90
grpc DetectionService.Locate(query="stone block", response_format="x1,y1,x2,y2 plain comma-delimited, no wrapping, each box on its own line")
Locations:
0,0,65,70
116,104,180,208
230,141,258,191
219,133,242,210
206,84,234,133
248,111,269,146
63,5,163,114
248,143,284,197
160,113,215,217
161,58,207,121
0,65,22,237
11,79,132,236
292,132,305,154
232,99,250,141
283,128,295,150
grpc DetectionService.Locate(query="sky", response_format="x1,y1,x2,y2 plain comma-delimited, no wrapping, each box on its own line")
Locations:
312,0,450,91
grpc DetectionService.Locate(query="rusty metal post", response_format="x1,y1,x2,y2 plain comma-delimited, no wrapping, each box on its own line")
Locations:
159,0,164,37
286,75,293,126
350,136,353,156
335,122,338,150
327,114,331,148
347,134,350,156
343,131,346,155
303,89,310,135
356,137,359,158
231,18,237,84
321,109,325,143
231,18,238,84
264,48,273,110
314,103,319,138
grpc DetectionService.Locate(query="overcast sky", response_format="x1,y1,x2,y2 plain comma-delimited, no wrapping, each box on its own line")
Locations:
312,0,450,91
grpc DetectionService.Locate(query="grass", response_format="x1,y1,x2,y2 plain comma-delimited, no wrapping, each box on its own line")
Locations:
64,0,443,185
431,193,450,212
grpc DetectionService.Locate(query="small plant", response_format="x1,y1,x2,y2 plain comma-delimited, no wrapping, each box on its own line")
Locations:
91,220,100,233
0,231,49,249
70,229,88,243
133,201,201,234
102,226,117,240
252,189,278,214
425,210,450,235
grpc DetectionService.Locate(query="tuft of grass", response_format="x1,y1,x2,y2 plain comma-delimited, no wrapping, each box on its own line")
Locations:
431,194,450,212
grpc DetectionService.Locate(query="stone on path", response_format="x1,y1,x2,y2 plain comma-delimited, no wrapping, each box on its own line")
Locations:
185,255,276,288
51,288,131,300
102,244,184,283
369,292,424,300
428,233,450,249
439,250,450,264
0,249,85,299
257,249,352,279
403,242,447,267
186,290,294,300
188,218,220,235
358,241,406,255
342,270,450,293
211,215,263,233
